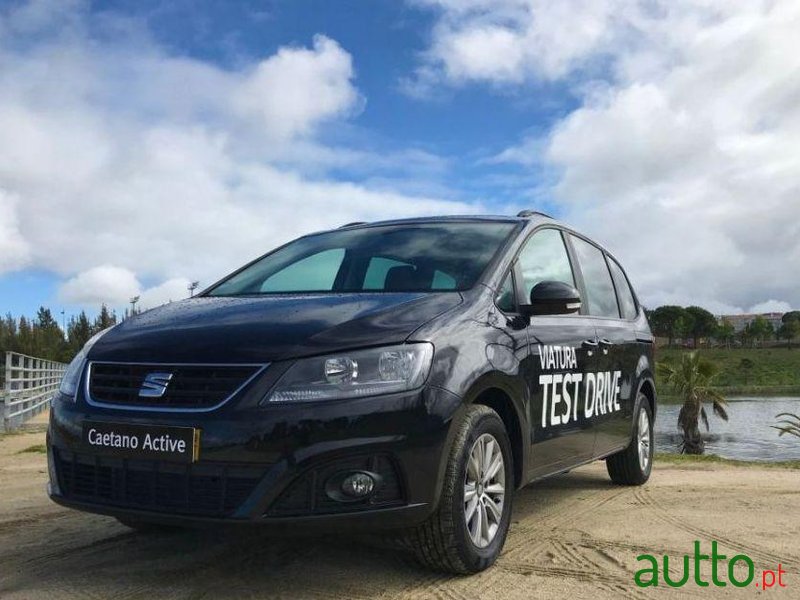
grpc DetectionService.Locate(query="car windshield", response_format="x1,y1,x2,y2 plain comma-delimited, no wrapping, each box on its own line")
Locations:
207,222,519,295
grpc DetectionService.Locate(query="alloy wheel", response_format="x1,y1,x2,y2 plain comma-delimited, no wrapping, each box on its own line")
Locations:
638,409,651,472
464,433,506,548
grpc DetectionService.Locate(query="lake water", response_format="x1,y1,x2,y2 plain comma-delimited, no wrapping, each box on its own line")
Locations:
655,397,800,462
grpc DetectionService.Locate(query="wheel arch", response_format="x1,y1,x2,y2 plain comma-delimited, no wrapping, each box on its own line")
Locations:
638,376,657,420
464,377,527,489
628,375,657,445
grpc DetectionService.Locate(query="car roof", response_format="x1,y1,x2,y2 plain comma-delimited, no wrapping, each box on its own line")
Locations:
330,213,623,266
335,213,556,229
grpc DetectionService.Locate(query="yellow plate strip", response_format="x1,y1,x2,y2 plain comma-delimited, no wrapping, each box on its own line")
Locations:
192,429,201,462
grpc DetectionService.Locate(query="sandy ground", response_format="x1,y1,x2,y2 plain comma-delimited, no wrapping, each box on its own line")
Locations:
1,412,798,599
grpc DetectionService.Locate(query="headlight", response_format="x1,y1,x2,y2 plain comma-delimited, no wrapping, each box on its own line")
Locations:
58,327,114,400
264,343,434,403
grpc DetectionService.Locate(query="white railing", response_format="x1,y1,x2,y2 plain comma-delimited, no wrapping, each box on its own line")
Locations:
1,352,66,432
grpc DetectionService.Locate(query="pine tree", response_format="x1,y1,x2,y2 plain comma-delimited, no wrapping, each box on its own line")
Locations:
93,304,117,333
67,311,93,356
33,307,66,361
17,316,34,355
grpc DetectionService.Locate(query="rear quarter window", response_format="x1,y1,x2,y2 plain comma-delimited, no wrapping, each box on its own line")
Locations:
607,257,638,320
570,236,620,318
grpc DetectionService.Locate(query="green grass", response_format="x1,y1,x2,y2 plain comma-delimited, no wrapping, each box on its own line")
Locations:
16,444,47,454
655,452,800,469
657,347,800,400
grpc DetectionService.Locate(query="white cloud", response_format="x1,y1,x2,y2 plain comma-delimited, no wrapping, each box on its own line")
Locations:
748,300,793,315
59,267,194,311
138,278,194,309
233,35,364,140
0,190,31,272
59,266,140,307
0,1,475,310
406,0,625,93
412,0,800,311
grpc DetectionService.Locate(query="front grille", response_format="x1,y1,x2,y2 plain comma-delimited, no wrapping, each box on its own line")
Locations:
267,454,404,517
88,363,262,409
55,449,264,517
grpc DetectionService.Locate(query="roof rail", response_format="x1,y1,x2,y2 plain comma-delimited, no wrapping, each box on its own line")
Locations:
339,221,368,228
516,210,553,219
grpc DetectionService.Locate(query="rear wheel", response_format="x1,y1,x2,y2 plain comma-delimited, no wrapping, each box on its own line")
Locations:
606,396,653,485
403,405,513,574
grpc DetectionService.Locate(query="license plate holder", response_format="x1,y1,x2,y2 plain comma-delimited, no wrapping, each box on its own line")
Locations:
82,421,200,463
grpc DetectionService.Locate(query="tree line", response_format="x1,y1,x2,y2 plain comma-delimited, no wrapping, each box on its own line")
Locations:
646,305,800,348
3,302,799,365
0,306,119,365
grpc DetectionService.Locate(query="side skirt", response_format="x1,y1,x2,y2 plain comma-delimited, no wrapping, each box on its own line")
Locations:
522,444,628,487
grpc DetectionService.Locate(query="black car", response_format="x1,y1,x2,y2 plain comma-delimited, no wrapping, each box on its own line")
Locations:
48,212,656,574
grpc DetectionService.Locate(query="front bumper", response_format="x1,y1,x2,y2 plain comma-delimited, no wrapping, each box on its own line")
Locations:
47,385,464,531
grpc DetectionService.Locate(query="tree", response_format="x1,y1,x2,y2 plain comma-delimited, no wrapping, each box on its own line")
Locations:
0,313,17,356
0,307,119,365
33,307,66,361
66,311,93,358
657,352,729,454
779,312,800,349
783,311,800,325
685,306,717,348
93,304,117,332
715,320,736,348
649,306,694,347
16,316,34,355
746,316,773,347
778,321,800,349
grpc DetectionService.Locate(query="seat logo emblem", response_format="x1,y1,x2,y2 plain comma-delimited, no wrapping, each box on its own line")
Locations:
138,372,174,398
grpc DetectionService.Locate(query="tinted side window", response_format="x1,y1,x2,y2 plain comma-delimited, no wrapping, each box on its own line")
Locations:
495,272,515,312
608,257,638,320
517,229,575,301
570,236,620,318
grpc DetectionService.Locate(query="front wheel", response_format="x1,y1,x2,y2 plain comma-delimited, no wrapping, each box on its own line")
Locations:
402,405,514,574
606,397,653,485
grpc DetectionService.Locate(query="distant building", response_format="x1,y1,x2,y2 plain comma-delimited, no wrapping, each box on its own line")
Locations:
718,312,784,333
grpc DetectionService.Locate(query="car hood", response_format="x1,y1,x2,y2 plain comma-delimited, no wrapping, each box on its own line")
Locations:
88,293,462,364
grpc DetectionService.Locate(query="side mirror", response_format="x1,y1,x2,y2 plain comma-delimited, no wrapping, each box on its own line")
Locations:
521,281,581,316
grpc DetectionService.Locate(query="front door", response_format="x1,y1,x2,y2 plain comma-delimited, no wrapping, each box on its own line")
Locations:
514,228,598,477
525,319,600,475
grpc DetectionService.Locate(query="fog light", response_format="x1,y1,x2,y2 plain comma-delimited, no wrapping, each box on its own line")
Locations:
341,472,375,498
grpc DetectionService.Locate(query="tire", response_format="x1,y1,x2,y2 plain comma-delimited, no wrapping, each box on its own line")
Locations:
402,405,514,574
116,517,183,533
606,395,653,485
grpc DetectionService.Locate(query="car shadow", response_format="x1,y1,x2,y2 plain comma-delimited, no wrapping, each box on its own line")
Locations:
5,465,617,598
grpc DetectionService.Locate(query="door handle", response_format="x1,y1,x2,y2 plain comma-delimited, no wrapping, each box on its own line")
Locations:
598,338,614,355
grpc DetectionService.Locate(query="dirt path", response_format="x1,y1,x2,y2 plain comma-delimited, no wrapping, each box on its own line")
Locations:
1,415,797,599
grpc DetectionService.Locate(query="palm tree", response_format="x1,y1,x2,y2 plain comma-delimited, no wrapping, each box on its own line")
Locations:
657,352,729,454
772,413,800,439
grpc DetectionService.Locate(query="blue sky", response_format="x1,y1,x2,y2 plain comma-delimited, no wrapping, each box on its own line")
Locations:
1,0,798,320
